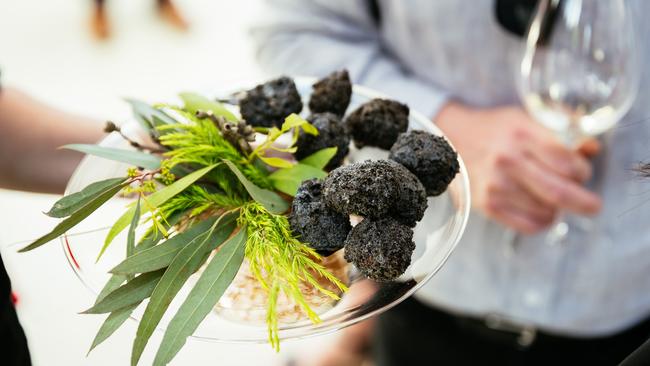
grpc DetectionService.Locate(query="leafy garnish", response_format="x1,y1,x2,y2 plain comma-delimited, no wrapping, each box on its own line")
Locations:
269,163,328,196
98,164,219,260
125,98,176,135
64,144,162,170
248,113,318,168
240,202,348,350
46,177,127,218
223,160,288,214
83,269,165,314
153,226,247,366
179,92,238,122
300,147,338,170
19,181,128,252
131,213,237,366
110,214,237,275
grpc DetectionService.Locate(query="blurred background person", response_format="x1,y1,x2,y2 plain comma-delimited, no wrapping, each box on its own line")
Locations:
0,82,103,365
91,0,188,39
251,1,650,365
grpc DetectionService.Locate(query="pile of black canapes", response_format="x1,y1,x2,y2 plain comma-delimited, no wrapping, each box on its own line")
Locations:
234,70,459,282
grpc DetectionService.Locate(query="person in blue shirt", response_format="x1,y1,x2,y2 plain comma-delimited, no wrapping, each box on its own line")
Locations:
251,1,650,365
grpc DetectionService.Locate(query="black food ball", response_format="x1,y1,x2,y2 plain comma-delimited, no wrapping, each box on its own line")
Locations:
389,130,460,196
295,112,350,170
344,217,415,282
322,160,427,226
308,69,352,117
345,99,409,150
389,160,428,227
289,179,351,256
239,76,303,128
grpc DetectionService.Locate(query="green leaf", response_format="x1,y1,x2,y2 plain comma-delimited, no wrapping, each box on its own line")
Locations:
179,92,238,122
99,164,218,260
131,214,237,366
64,144,161,170
46,178,127,218
96,274,127,304
223,160,288,214
88,210,188,354
83,269,165,314
299,147,338,170
282,113,318,135
258,155,295,169
153,227,247,366
19,183,126,252
88,302,139,355
125,98,177,133
127,198,142,258
110,214,236,275
269,163,328,196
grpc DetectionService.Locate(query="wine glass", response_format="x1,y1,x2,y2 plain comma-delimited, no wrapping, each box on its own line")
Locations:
518,0,639,244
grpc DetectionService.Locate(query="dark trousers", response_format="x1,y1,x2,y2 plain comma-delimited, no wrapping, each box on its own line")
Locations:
372,297,650,366
1,254,31,366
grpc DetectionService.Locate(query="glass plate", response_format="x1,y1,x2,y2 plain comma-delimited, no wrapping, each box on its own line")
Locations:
61,78,470,344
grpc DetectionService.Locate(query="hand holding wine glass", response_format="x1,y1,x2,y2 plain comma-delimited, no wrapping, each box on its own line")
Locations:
518,0,639,243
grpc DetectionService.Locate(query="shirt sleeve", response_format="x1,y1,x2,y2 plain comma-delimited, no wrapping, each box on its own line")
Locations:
249,0,450,119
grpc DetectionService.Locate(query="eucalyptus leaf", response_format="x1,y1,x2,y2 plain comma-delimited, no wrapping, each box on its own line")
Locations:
64,144,161,170
19,183,126,252
99,164,218,260
46,177,127,218
83,269,165,314
125,98,177,134
127,198,142,259
153,227,247,366
269,163,328,196
89,210,188,354
130,213,237,366
179,92,237,122
299,147,338,170
223,160,288,214
88,302,139,355
110,214,236,275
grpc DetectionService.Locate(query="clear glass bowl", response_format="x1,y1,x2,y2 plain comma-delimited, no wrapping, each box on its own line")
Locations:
61,78,470,344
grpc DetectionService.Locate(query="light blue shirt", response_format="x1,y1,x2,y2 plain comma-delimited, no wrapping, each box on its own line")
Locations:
251,0,650,336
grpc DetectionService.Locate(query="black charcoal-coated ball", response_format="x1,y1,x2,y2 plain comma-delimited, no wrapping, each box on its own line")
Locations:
344,217,415,282
308,70,352,117
389,130,459,196
295,113,350,170
322,160,427,226
239,76,303,128
389,161,428,227
345,99,409,150
289,179,351,256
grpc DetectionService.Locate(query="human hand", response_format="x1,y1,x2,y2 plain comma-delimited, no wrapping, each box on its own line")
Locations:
435,103,602,234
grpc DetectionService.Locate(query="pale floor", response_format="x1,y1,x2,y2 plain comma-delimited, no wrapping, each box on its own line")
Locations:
0,0,336,364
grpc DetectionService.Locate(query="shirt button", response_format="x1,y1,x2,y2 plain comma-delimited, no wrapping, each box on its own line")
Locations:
523,290,542,307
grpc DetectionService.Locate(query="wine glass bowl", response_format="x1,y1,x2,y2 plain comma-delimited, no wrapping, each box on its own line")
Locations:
519,0,639,144
60,78,471,344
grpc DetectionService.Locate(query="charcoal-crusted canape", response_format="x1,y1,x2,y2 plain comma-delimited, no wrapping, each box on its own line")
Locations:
239,76,303,128
322,159,427,225
295,112,350,170
345,99,409,150
389,130,460,196
308,70,352,117
344,217,415,282
289,179,351,256
388,160,428,226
